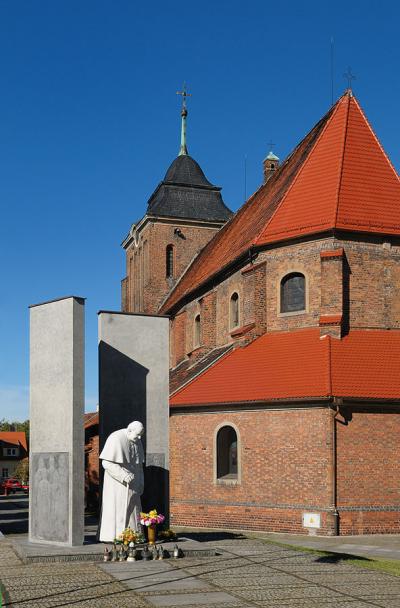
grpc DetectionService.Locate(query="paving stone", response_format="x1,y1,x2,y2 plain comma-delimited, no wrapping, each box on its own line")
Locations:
1,534,400,607
146,591,243,606
199,574,306,587
227,584,345,601
304,571,393,582
255,601,374,607
323,582,400,594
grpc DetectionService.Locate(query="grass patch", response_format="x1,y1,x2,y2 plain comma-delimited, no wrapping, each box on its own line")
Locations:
254,536,400,577
341,556,400,577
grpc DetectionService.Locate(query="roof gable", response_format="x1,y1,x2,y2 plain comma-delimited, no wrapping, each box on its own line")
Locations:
257,94,400,244
161,93,400,314
255,94,349,243
336,97,400,233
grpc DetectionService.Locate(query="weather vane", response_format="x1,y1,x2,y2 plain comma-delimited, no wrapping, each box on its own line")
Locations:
343,67,356,90
268,140,275,151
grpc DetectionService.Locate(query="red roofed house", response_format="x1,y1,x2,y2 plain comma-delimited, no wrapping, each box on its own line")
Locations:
0,432,28,481
121,90,400,535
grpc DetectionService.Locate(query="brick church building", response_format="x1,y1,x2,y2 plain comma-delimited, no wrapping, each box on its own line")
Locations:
121,89,400,536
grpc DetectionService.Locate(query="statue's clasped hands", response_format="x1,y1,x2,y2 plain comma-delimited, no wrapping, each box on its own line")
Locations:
124,472,135,487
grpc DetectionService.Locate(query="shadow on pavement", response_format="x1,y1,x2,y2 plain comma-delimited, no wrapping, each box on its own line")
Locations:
316,553,371,564
177,531,248,543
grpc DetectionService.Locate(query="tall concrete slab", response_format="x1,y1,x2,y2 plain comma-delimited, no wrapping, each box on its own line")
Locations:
29,296,85,546
98,311,169,517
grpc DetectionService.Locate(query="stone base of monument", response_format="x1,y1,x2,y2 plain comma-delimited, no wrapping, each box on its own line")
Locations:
10,525,217,564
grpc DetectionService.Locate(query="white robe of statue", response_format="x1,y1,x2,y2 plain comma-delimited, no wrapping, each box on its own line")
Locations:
99,421,145,542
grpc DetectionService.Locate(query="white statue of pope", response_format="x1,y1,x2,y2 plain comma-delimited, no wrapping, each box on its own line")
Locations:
99,421,144,542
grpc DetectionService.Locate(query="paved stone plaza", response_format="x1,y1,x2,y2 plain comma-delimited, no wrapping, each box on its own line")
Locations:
2,532,400,607
2,495,400,607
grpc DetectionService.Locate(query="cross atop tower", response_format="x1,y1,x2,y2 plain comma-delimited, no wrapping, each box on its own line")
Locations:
176,82,192,113
343,67,356,94
176,82,191,156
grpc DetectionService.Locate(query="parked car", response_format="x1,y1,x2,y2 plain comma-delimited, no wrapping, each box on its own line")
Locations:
2,478,22,495
21,483,29,494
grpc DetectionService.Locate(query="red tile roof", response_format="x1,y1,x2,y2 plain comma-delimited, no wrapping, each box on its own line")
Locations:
256,94,400,245
161,93,400,314
319,315,342,325
170,329,400,406
0,432,28,452
320,248,344,259
84,412,99,429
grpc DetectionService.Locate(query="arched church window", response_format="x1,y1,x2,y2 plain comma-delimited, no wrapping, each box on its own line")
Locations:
280,272,306,313
217,426,238,479
166,245,174,278
194,314,201,348
230,292,239,329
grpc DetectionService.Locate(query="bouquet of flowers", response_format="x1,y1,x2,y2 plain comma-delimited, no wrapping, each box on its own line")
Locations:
115,527,140,545
140,509,165,527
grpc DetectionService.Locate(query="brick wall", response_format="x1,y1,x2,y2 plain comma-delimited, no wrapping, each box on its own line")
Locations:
124,220,222,314
265,241,322,332
344,241,400,330
170,408,336,535
336,407,400,534
170,236,400,372
172,311,186,368
216,273,245,346
85,431,99,511
170,405,400,535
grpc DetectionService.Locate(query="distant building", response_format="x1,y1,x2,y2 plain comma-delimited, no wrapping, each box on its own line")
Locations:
0,432,28,480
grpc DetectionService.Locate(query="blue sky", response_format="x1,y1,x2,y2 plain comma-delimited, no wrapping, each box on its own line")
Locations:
1,0,399,420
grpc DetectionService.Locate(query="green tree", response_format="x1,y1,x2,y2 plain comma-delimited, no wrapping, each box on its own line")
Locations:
13,458,29,484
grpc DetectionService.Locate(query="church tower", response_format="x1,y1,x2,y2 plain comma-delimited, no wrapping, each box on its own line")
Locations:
121,87,232,314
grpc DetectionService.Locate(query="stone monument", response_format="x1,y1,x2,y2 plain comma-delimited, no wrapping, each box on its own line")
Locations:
98,311,169,517
99,421,144,542
29,296,85,546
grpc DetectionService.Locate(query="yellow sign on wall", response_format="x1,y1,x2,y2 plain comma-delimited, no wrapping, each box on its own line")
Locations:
303,512,321,528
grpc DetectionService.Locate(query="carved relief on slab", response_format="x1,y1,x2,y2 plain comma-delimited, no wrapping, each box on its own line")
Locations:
31,452,69,542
